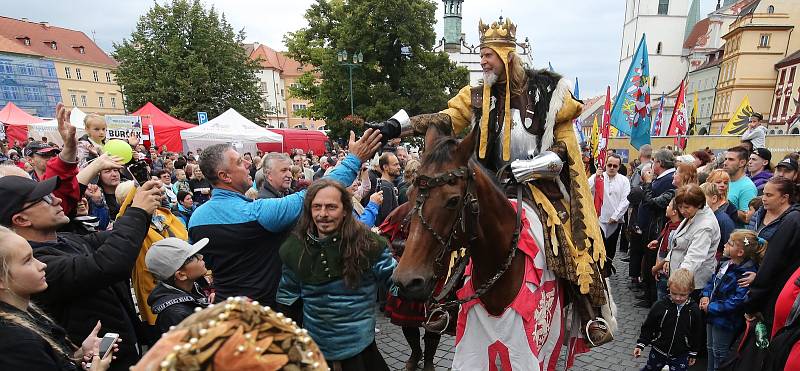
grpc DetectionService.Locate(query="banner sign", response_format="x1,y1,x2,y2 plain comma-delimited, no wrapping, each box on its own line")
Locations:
104,115,143,140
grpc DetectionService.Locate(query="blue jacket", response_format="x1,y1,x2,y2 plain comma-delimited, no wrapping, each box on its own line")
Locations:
188,154,362,305
748,204,800,242
356,201,380,228
701,259,758,330
277,237,395,361
714,207,735,253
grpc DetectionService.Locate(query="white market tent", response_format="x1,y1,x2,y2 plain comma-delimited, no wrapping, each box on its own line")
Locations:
28,107,87,146
180,108,282,154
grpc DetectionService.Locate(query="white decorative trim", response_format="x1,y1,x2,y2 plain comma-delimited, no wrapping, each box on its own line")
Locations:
541,78,572,151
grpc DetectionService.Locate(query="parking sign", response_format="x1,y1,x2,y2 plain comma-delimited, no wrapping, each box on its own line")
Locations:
197,112,208,124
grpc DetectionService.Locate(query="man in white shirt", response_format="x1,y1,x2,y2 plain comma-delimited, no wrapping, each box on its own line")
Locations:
588,153,630,274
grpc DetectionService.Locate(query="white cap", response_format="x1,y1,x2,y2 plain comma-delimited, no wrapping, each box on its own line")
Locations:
145,238,209,281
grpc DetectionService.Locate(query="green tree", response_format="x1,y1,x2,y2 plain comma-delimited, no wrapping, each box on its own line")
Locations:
113,0,265,123
285,0,469,142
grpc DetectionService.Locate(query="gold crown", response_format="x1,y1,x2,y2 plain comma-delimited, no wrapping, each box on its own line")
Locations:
479,17,517,48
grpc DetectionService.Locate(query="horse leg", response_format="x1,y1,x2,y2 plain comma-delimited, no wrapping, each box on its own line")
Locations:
422,331,441,371
402,326,422,371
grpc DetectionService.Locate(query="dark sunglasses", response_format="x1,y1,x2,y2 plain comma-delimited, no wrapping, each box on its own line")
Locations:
606,164,619,169
183,253,203,266
18,194,55,213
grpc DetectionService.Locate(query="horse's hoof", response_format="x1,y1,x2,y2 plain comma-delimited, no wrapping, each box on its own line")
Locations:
405,353,422,371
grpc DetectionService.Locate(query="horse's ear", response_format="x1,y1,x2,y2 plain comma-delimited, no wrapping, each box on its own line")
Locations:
455,125,477,165
424,125,446,149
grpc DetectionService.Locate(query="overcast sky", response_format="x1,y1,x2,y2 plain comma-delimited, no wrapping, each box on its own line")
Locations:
4,0,715,98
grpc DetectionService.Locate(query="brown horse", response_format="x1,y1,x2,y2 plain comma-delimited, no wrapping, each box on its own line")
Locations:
392,125,525,316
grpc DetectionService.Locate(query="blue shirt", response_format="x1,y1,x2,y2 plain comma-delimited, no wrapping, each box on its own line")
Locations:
188,154,362,305
728,176,757,213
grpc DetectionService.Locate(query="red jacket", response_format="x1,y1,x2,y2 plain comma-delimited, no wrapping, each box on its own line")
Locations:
41,157,79,216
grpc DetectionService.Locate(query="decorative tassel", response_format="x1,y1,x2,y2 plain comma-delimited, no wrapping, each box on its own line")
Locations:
479,83,491,159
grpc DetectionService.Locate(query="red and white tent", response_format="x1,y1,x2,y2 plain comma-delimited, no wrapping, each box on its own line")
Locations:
0,102,44,144
131,102,196,152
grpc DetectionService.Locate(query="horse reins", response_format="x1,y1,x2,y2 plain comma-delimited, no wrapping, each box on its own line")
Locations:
407,164,523,332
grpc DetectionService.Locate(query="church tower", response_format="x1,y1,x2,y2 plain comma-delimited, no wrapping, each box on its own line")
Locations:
443,0,464,52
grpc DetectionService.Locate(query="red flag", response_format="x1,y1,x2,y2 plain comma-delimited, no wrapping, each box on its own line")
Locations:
597,86,612,169
667,79,688,150
594,86,612,216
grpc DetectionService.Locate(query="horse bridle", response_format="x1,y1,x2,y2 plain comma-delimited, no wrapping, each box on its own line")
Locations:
406,164,523,332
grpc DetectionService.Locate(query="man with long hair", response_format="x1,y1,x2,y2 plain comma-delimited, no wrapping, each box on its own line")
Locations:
278,179,395,371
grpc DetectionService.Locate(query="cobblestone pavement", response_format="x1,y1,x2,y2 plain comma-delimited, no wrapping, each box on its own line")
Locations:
375,253,709,370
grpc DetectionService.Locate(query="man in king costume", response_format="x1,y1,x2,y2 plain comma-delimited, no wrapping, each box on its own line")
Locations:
369,17,617,369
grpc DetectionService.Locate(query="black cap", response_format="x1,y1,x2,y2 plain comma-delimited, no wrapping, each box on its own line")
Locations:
753,148,772,162
776,157,799,171
24,141,60,157
0,176,59,226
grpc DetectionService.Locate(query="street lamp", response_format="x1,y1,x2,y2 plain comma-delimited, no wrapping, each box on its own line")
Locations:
337,50,363,116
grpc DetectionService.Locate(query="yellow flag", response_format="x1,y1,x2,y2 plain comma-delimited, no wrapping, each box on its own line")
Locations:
590,115,599,157
609,125,619,138
721,96,753,135
689,89,699,135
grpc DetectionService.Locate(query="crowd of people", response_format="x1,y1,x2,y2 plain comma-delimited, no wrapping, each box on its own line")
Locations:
586,114,800,370
2,100,799,370
0,101,433,370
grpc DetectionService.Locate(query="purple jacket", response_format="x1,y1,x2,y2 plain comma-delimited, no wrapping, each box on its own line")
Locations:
749,170,772,192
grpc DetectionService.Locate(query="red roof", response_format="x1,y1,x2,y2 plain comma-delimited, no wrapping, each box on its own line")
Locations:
0,102,44,126
0,16,116,67
684,18,712,49
0,34,42,57
246,43,315,76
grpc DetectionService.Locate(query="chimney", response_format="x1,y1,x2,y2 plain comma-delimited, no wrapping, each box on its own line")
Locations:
40,21,49,29
21,17,29,22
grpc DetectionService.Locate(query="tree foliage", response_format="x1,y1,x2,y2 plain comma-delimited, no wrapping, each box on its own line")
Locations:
113,0,265,123
285,0,469,142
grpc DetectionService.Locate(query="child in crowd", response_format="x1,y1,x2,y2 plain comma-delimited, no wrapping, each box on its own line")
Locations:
745,196,762,227
699,230,762,371
634,269,703,371
172,168,191,195
700,182,735,260
649,199,683,301
77,114,108,167
145,238,213,334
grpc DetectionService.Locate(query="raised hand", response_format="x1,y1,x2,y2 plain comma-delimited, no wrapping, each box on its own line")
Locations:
348,129,382,162
131,180,164,214
56,102,77,162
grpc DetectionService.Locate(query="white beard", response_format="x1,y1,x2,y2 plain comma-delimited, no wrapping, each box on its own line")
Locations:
483,71,499,87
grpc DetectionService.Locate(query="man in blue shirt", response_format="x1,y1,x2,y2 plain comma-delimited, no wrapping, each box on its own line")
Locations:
724,146,758,227
188,130,382,306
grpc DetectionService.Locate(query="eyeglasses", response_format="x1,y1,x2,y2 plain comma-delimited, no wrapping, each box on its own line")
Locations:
606,164,619,169
17,194,55,213
183,253,203,266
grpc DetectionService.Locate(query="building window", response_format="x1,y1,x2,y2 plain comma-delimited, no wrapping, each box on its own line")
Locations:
80,95,87,107
768,5,775,14
65,67,71,79
98,96,105,108
79,47,85,54
657,0,669,15
24,87,42,101
2,86,19,100
292,103,307,112
106,72,112,83
50,41,57,50
70,94,77,107
92,70,99,82
759,34,771,48
110,96,116,108
656,42,663,54
652,75,657,87
76,68,82,80
0,61,11,74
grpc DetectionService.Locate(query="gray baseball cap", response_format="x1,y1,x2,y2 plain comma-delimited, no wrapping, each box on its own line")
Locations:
145,237,209,281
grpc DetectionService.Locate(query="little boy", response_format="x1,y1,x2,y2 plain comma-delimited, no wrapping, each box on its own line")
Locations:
634,268,703,371
145,237,213,333
77,114,108,167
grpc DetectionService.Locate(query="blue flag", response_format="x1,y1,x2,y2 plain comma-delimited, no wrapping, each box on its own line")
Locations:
611,36,652,149
574,77,580,100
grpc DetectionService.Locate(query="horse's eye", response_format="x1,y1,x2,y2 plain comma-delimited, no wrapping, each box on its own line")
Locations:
445,196,461,209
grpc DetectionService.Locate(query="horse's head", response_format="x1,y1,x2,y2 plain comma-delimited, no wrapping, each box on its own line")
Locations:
393,125,477,300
